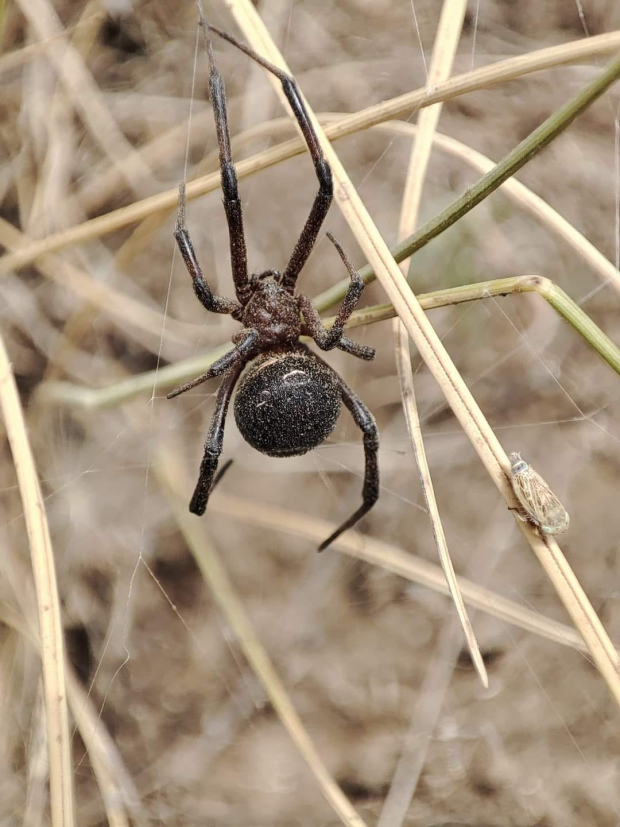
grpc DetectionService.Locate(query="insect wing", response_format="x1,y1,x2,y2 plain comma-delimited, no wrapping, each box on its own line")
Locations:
512,465,569,534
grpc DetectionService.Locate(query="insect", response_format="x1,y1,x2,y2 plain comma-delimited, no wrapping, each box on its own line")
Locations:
508,452,569,535
168,16,379,552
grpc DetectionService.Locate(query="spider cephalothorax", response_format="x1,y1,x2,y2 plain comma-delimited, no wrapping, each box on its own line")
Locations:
168,17,379,551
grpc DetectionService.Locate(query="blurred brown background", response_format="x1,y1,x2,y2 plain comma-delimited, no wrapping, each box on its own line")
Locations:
1,0,620,824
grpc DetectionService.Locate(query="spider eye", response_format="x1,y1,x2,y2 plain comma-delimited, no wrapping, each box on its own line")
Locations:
253,269,282,283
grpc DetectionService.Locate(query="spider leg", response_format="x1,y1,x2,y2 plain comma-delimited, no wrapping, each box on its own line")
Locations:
336,337,375,361
307,354,379,552
189,362,244,516
167,329,257,399
174,183,242,315
299,232,375,361
207,24,333,294
199,19,251,305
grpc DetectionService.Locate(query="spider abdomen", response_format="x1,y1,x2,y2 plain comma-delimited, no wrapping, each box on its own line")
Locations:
234,351,341,457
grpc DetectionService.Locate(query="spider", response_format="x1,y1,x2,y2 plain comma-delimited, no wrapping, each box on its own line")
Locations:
168,16,379,552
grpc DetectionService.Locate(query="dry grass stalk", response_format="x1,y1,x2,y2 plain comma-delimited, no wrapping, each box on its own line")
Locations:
376,121,620,292
376,615,464,827
209,493,594,656
225,0,620,708
4,4,619,822
385,1,480,822
7,108,616,388
520,527,620,676
83,28,620,212
3,30,620,274
155,446,369,827
107,108,620,369
65,671,140,827
112,114,620,305
36,266,620,413
0,9,112,77
393,331,487,669
0,334,74,827
72,27,620,221
0,606,139,827
391,0,486,688
16,0,154,198
24,686,49,827
0,216,194,354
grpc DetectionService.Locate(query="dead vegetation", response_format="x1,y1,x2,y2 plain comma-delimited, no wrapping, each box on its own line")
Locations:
1,1,620,825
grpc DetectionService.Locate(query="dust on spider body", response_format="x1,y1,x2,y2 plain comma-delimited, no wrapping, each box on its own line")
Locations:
508,452,569,535
234,348,343,458
167,17,379,552
233,275,301,349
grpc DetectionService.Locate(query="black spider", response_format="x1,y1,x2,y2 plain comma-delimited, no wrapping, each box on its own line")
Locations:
168,17,379,552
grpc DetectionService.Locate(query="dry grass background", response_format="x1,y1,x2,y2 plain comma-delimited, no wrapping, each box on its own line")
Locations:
1,0,620,824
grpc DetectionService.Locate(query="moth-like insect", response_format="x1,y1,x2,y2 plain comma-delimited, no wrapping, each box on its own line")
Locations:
508,452,570,535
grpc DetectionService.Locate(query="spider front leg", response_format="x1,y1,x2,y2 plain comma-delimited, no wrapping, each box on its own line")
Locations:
299,232,375,362
189,362,245,516
207,24,333,294
199,20,252,305
317,368,380,552
174,184,242,316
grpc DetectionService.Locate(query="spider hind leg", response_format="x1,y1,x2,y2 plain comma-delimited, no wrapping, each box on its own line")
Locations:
313,357,379,552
